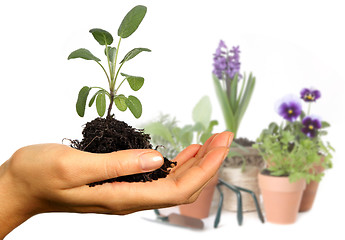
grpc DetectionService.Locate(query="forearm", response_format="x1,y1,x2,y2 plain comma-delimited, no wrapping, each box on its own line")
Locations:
0,161,32,239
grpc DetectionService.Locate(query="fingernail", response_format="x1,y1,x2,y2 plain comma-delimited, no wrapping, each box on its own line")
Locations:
140,152,164,171
227,132,234,148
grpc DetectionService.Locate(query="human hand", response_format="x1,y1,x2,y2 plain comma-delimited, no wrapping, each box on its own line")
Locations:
0,131,233,238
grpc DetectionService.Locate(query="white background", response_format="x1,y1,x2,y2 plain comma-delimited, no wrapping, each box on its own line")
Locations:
1,0,344,239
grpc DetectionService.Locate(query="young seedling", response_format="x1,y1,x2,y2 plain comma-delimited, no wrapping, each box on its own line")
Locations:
67,5,176,185
68,5,150,119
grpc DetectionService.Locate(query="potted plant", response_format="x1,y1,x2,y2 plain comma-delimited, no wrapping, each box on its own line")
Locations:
144,96,219,219
254,90,333,224
212,40,263,211
67,5,176,185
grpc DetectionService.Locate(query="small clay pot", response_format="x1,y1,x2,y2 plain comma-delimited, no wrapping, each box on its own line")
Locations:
179,174,218,219
258,171,306,224
299,157,325,212
299,180,320,212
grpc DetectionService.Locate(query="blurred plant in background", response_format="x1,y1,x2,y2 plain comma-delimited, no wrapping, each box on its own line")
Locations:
212,40,255,138
143,96,218,160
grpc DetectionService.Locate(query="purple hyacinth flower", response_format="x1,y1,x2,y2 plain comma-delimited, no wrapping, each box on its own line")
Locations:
212,41,242,80
301,116,322,138
300,88,321,102
277,95,302,122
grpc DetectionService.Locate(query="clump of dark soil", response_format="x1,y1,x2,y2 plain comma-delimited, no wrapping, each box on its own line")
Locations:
234,137,255,147
71,116,176,187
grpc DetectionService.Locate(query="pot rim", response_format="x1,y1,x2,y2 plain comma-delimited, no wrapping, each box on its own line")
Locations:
258,171,306,192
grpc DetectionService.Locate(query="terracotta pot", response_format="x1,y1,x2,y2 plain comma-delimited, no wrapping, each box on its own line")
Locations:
299,157,325,212
258,172,306,224
299,180,320,212
179,173,218,219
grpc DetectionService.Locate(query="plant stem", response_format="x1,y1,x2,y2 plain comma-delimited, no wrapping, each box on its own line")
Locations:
307,102,311,115
96,61,111,86
111,37,122,87
107,91,115,118
115,78,126,94
225,76,232,101
107,37,122,118
113,62,125,89
105,44,114,83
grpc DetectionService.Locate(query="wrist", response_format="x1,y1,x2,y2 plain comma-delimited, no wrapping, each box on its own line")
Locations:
0,161,34,239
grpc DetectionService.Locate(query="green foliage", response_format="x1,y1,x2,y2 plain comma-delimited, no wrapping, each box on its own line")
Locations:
120,73,144,91
120,48,151,64
76,86,91,117
125,95,142,118
96,91,106,117
213,72,255,138
89,28,113,46
118,5,147,38
114,94,127,111
144,96,218,159
68,48,101,61
68,5,150,118
253,120,334,183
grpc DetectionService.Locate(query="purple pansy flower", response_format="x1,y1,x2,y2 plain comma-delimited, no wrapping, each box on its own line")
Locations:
300,88,321,102
301,116,322,138
213,40,242,80
277,95,302,122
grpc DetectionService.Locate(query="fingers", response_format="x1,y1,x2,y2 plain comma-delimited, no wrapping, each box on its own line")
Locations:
171,144,201,170
203,131,234,155
175,146,229,191
174,131,233,176
61,148,164,187
195,131,233,159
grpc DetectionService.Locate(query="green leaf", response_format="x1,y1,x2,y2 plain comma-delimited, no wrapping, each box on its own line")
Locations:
229,73,238,112
268,122,279,134
180,128,193,148
144,122,174,144
236,72,246,105
200,133,211,144
321,121,331,128
76,86,91,117
89,28,113,46
120,48,151,64
118,5,147,38
213,74,236,134
207,120,219,133
192,122,204,132
121,73,144,91
192,96,212,130
68,48,101,61
126,95,142,118
200,120,218,144
234,73,256,130
96,92,106,117
88,90,103,107
105,46,116,63
114,94,127,111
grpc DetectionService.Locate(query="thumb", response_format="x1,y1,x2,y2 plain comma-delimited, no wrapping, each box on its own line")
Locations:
107,149,165,176
66,148,164,186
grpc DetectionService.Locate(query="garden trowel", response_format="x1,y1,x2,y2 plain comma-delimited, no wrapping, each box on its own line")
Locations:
144,209,204,229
